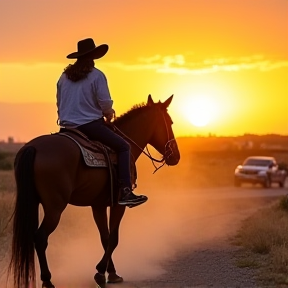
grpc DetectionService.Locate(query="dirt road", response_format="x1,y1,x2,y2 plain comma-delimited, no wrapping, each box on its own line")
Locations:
28,184,286,288
1,182,286,288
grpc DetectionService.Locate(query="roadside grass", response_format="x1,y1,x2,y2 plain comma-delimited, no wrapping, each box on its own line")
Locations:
0,170,16,192
235,252,260,268
0,171,15,279
0,191,14,241
0,171,15,234
0,151,14,170
234,195,288,286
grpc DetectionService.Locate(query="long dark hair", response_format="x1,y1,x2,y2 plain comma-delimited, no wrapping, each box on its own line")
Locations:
64,56,94,82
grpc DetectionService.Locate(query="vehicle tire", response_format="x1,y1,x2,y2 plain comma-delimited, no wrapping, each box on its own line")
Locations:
263,176,271,188
234,178,241,187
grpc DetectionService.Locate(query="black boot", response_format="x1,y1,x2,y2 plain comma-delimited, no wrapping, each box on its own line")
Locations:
118,187,148,206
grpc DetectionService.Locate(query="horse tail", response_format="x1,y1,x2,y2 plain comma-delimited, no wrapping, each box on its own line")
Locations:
9,145,39,288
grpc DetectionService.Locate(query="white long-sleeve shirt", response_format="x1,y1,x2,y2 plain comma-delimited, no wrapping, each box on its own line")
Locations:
56,67,113,127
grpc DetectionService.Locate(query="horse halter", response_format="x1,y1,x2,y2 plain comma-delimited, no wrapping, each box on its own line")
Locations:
145,110,177,173
112,109,176,173
162,111,178,162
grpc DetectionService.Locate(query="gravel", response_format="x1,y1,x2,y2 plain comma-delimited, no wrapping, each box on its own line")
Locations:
131,238,260,288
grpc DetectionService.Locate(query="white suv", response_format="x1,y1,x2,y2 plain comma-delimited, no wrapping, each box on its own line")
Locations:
234,156,287,188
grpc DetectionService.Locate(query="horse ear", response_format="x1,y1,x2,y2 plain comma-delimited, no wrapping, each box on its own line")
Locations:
147,94,154,106
163,95,174,109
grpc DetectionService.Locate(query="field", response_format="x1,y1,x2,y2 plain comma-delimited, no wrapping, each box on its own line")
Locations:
0,171,14,282
0,135,288,286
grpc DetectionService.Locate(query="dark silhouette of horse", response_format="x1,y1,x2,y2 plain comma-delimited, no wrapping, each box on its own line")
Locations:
9,94,180,288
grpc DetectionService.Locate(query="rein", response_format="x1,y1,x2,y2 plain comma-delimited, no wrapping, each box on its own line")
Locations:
112,124,165,174
110,110,175,174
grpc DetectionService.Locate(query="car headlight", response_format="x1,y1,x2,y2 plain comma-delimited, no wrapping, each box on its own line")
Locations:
235,166,242,173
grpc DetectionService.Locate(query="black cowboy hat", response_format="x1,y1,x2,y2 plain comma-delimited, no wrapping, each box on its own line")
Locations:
66,38,109,59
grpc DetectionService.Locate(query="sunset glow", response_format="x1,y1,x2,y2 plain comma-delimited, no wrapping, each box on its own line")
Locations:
183,96,219,127
0,0,287,141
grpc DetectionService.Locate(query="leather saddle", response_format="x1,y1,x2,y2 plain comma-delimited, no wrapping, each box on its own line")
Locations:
56,128,137,203
58,128,118,168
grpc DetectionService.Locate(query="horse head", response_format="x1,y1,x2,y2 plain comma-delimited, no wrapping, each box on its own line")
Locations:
147,94,180,166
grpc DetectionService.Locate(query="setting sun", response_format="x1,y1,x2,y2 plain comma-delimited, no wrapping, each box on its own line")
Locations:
183,96,219,127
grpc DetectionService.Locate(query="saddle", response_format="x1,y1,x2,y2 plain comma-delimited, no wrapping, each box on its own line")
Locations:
58,128,118,168
57,128,137,205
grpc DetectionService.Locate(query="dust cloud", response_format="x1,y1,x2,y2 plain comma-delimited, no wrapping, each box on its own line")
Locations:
39,152,270,287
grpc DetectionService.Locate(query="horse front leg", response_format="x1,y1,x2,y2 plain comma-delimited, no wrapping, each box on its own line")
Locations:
91,204,125,286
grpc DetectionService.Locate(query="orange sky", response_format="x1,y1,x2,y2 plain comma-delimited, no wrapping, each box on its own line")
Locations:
0,0,287,142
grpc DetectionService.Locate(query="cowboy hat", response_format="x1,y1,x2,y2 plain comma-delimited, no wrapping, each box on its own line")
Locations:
66,38,109,59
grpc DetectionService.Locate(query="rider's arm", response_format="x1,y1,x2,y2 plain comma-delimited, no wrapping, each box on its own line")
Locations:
93,71,114,118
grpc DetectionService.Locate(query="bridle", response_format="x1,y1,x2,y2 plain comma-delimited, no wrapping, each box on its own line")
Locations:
111,110,177,173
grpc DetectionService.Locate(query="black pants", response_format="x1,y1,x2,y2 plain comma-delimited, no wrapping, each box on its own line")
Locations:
78,118,131,188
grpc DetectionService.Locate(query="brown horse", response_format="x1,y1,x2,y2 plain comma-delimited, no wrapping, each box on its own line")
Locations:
9,94,180,288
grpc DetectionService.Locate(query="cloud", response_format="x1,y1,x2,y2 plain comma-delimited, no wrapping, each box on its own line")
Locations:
104,54,288,75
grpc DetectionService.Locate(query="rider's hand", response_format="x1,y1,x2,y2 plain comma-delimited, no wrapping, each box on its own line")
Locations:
104,109,115,123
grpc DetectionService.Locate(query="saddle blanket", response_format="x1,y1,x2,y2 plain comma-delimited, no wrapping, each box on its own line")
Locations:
58,132,117,168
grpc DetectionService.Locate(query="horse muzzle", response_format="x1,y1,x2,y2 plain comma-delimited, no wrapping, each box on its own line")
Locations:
164,139,180,166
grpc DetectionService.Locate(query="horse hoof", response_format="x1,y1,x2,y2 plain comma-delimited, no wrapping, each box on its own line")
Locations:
94,272,106,286
107,272,124,283
42,281,55,288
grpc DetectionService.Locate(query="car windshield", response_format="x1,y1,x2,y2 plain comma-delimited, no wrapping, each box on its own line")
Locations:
244,159,272,167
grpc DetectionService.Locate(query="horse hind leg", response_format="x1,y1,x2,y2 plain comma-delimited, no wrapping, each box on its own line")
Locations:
34,207,66,288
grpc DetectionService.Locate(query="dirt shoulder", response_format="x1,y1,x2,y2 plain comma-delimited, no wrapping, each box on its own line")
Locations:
132,238,259,288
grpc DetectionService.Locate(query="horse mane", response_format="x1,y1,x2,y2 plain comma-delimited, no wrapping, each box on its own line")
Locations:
114,102,149,125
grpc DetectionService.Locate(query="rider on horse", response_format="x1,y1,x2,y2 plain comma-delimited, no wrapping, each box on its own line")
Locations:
56,38,147,207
